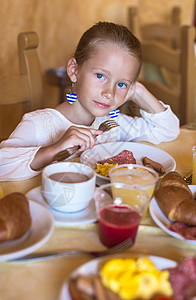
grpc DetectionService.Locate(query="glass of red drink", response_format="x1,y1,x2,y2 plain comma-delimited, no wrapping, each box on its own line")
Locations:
94,183,148,248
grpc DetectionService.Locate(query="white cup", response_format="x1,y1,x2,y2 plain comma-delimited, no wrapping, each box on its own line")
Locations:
41,162,96,213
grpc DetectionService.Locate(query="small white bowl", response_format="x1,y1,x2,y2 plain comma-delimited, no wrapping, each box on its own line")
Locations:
41,162,96,213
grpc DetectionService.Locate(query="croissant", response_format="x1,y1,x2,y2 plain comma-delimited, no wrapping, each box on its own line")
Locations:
155,171,196,225
0,192,32,242
159,171,191,193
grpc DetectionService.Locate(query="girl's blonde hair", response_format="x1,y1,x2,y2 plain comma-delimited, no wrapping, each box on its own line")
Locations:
74,21,142,73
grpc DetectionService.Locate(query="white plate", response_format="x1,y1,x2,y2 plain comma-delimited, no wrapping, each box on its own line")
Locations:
0,200,55,261
59,254,177,300
80,142,176,185
149,185,196,244
26,187,97,226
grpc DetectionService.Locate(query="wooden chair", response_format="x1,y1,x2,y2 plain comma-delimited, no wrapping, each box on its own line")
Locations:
128,6,181,49
0,31,43,140
139,25,195,126
126,6,182,98
121,7,182,118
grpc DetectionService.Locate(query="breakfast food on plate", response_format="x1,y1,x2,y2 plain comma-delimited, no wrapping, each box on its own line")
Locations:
95,162,118,178
97,150,136,166
158,171,191,193
95,149,165,177
155,171,196,239
168,222,196,240
168,256,196,300
95,150,136,177
68,255,196,300
0,192,32,242
142,157,165,175
68,257,173,300
155,171,196,225
100,257,172,299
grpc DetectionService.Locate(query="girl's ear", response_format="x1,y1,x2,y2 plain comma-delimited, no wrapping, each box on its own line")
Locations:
67,58,78,82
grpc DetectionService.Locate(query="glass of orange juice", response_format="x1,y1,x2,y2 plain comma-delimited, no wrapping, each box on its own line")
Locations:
109,164,159,217
192,145,196,185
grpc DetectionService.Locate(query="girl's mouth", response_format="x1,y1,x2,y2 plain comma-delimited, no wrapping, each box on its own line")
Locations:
93,100,111,109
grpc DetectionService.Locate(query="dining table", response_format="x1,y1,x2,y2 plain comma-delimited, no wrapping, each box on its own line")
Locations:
0,125,196,300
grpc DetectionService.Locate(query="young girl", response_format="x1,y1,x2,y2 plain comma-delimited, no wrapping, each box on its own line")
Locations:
0,22,179,181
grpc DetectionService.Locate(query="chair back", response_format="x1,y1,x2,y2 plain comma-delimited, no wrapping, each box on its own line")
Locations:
0,32,43,140
128,6,181,49
140,25,195,125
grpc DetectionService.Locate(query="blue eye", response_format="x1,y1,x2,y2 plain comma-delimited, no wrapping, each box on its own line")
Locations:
117,82,127,88
96,73,104,80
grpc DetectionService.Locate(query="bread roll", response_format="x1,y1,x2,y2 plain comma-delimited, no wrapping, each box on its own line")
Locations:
155,172,196,225
0,192,32,242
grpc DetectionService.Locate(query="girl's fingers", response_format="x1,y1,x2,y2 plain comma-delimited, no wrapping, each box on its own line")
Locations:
69,127,103,149
90,129,103,137
58,126,103,152
67,130,94,150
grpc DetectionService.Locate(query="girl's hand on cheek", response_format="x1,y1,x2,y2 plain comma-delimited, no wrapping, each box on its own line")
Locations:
125,81,140,103
125,82,165,113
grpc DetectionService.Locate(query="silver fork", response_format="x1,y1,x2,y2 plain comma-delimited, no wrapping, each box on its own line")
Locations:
54,119,119,161
11,238,132,262
183,171,192,185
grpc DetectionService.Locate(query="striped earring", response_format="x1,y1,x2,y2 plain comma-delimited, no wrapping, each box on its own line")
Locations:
109,109,120,119
66,82,77,104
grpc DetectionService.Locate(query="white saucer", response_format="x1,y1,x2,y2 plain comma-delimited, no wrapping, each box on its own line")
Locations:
26,186,97,226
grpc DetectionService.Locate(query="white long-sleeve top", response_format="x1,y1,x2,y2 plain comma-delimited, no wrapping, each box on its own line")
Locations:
0,102,179,181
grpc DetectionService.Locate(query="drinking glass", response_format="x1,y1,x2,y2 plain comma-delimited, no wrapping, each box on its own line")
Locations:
0,185,3,198
94,182,148,248
109,164,159,217
192,145,196,185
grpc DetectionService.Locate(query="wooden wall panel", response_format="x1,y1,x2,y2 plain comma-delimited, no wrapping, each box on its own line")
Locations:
0,0,194,139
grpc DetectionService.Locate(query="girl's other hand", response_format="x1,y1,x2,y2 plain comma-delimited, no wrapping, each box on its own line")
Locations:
126,82,165,114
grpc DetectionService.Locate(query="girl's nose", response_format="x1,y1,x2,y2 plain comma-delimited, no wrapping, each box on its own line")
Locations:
101,84,115,100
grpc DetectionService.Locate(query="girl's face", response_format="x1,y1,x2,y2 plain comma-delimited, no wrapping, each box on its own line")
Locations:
69,42,140,118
